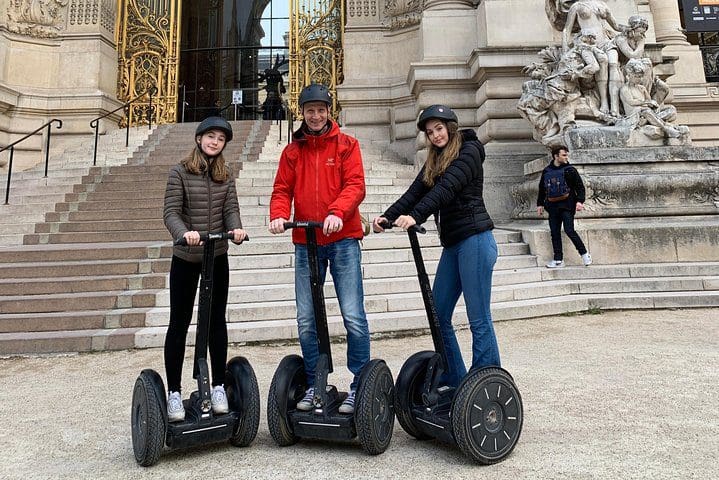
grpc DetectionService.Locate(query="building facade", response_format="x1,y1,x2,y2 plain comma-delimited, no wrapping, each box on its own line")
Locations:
1,0,718,209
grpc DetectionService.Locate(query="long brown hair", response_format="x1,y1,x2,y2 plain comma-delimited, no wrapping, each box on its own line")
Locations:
181,145,230,183
422,121,461,187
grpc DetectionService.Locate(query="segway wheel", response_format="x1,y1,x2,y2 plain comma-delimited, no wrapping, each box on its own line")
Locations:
226,356,261,447
267,354,306,446
451,367,523,464
394,351,435,440
355,359,395,455
131,370,167,467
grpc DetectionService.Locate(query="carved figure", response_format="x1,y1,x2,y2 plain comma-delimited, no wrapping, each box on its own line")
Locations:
518,40,613,145
522,4,691,147
613,15,648,62
562,0,624,116
619,59,689,140
7,0,68,37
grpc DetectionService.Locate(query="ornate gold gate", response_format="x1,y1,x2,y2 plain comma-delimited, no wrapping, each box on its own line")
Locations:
289,0,345,117
116,0,181,126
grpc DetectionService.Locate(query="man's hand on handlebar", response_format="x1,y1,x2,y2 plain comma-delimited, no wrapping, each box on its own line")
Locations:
268,218,287,234
323,214,343,236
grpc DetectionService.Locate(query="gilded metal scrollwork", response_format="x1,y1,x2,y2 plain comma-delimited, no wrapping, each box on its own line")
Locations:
290,0,345,118
116,0,181,126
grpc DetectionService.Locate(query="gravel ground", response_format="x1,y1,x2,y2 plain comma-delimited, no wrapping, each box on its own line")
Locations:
1,308,717,480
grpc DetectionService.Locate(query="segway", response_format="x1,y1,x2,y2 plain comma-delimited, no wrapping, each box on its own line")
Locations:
131,232,260,466
382,221,523,464
266,221,395,455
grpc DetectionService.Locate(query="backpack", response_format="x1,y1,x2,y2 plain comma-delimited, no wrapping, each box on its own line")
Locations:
544,166,570,202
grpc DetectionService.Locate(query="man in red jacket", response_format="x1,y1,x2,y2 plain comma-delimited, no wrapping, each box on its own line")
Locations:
269,84,368,414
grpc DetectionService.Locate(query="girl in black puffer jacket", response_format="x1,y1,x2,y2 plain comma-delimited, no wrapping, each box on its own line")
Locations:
373,105,500,388
162,117,247,423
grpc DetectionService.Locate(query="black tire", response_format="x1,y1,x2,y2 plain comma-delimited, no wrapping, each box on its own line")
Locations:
226,356,261,447
451,367,523,464
355,359,395,455
267,354,306,446
131,370,167,467
394,351,435,440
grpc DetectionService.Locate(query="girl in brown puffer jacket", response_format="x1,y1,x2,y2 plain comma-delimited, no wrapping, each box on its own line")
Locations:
162,116,247,422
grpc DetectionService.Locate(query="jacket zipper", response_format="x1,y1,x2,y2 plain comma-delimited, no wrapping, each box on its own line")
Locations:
206,171,212,235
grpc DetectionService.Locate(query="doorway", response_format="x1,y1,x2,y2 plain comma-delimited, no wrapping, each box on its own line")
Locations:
177,0,290,123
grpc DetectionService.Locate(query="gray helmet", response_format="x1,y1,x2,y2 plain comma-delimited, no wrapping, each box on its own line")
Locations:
195,116,233,142
298,83,332,108
417,105,458,131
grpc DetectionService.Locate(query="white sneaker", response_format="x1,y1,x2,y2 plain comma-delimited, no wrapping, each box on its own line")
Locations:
296,387,315,411
582,253,592,266
339,389,356,414
211,385,229,414
167,391,185,422
546,260,565,268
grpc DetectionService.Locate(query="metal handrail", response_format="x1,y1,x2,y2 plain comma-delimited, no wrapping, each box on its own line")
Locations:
1,119,63,205
89,91,153,166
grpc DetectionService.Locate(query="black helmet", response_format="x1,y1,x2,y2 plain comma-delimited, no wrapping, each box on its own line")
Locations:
298,83,332,108
195,116,233,142
417,105,458,131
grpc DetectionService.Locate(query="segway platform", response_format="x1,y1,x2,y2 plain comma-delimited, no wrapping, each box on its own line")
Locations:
386,223,523,464
131,232,260,466
266,222,395,455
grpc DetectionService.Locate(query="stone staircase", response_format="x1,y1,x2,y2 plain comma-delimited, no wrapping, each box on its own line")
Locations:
1,121,718,355
0,126,154,245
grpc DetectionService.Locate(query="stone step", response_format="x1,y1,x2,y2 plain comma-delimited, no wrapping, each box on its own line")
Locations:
0,289,157,315
4,280,718,352
43,289,713,353
45,208,163,222
0,273,165,296
0,241,167,263
0,258,165,279
145,274,719,325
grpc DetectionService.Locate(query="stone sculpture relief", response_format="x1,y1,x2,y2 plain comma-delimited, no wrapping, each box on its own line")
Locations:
384,0,423,30
7,0,69,37
519,0,691,147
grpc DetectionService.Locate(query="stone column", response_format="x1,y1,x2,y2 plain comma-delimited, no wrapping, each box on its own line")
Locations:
648,0,706,84
648,0,689,45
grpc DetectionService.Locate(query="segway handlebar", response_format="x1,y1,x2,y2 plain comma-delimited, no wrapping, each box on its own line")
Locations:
377,219,426,234
174,231,250,246
283,221,324,230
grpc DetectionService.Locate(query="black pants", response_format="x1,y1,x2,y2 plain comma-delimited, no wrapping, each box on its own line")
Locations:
164,254,230,393
547,207,587,261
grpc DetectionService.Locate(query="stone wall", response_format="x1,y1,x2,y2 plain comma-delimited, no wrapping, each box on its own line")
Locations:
340,0,719,224
1,0,120,170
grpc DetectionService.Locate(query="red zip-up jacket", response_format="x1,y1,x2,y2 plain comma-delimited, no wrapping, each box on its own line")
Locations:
270,120,366,245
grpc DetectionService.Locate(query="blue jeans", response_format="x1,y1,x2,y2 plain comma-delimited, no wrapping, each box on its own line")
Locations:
295,238,370,390
433,230,501,388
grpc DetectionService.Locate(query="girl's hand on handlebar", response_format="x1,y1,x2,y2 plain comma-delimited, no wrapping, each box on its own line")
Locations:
183,230,202,246
269,218,287,234
372,216,388,233
393,215,416,231
230,229,247,243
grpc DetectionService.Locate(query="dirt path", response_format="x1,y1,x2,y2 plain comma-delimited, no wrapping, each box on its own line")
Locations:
1,308,717,479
